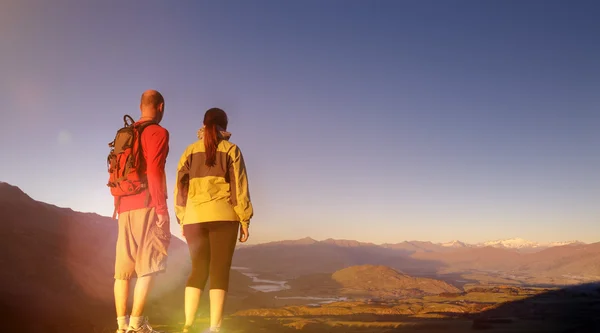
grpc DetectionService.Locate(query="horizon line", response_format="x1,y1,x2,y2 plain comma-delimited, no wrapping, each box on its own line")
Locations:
0,181,592,247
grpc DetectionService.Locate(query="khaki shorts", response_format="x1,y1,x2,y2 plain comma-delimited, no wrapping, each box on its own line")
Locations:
114,207,171,280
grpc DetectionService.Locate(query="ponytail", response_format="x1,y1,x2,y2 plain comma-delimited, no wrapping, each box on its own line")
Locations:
204,123,218,167
202,108,229,167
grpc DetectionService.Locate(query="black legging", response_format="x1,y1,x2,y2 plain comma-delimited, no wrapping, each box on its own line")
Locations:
183,221,239,291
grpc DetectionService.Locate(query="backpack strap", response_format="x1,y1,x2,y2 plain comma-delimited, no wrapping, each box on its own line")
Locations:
131,120,158,170
134,120,159,208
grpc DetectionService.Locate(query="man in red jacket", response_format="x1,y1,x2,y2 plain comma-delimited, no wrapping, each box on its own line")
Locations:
114,90,170,333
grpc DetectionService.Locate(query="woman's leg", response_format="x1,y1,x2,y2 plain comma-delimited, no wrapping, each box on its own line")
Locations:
184,287,201,329
207,222,239,329
183,223,210,328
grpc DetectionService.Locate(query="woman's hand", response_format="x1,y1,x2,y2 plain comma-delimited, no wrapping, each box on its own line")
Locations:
239,224,249,243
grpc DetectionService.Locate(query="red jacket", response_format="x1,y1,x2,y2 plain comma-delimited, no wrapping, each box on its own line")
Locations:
117,120,170,216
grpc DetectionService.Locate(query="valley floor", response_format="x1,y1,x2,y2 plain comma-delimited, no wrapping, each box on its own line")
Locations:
128,284,600,333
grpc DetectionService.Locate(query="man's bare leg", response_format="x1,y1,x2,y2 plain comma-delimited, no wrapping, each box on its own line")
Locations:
114,279,130,317
115,279,131,331
127,275,155,330
131,275,154,317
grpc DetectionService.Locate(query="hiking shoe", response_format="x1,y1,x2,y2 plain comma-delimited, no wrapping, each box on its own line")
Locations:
201,328,221,333
127,317,163,333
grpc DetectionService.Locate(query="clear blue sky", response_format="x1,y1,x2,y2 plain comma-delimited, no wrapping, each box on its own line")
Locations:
1,0,599,245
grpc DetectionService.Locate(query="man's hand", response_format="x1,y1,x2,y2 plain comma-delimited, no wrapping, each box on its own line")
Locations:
157,214,170,228
239,224,249,243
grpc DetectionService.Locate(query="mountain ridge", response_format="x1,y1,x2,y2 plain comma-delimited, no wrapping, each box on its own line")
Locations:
0,183,585,250
241,236,586,251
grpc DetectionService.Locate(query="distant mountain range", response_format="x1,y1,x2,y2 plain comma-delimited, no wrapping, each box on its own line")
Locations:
244,236,586,253
442,238,585,250
233,235,600,284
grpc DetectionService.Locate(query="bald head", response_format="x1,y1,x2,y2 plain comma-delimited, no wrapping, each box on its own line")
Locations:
141,89,164,108
139,89,165,123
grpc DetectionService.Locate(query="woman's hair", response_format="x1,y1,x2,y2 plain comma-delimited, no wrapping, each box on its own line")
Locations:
203,107,229,167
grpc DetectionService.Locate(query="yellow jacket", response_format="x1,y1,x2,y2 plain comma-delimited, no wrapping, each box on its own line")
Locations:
174,135,253,228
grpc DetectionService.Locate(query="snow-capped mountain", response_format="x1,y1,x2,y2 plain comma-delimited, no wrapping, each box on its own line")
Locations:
440,240,468,248
435,238,584,250
479,237,541,249
546,240,585,247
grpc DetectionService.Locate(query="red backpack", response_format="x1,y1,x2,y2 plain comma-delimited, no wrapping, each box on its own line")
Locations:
106,115,157,219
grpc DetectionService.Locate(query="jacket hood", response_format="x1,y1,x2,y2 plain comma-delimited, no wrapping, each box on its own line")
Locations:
197,126,232,141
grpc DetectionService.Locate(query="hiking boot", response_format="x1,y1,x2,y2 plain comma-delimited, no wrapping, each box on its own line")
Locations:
127,317,163,333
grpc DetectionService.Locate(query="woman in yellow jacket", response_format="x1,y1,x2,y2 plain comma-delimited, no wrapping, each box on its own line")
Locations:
174,108,253,333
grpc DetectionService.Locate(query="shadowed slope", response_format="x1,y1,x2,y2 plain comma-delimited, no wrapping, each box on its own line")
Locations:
471,282,600,332
0,183,196,331
0,182,257,332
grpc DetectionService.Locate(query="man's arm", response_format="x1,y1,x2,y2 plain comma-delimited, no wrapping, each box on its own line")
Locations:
144,126,169,216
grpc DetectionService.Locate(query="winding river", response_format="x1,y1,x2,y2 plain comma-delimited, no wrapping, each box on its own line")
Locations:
231,266,291,292
231,266,348,305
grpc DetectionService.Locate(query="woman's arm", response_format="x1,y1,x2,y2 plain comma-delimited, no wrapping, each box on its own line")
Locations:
228,144,254,228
